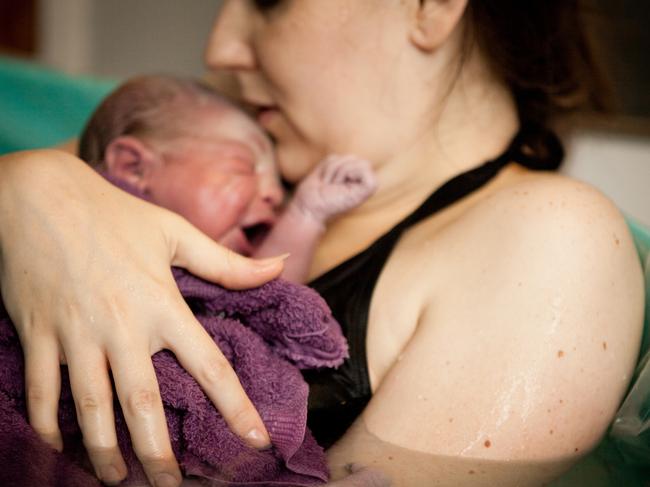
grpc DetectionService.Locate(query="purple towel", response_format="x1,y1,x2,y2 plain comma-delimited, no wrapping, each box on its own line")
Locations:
0,270,348,486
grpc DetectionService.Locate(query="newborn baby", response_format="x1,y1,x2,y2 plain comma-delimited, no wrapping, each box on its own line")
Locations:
79,75,377,282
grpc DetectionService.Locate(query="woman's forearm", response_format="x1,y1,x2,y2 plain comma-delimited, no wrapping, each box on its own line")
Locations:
326,419,574,487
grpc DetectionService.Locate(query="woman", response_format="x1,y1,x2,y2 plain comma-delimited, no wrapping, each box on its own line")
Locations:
0,1,644,486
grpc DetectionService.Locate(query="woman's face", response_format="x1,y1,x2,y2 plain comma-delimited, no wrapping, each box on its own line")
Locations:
205,0,417,183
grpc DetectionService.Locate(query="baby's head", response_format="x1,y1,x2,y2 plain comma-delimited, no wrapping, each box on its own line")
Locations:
79,75,284,255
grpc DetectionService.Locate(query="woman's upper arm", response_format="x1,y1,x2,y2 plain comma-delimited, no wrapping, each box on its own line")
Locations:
55,138,78,154
328,176,645,485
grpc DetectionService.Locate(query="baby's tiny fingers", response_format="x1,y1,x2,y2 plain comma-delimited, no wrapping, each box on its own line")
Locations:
335,158,374,184
322,156,354,184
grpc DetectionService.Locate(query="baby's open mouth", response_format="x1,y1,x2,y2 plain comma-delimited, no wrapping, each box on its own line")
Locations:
242,222,272,248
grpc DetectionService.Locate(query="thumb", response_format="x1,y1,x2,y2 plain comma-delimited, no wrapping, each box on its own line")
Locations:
165,213,287,289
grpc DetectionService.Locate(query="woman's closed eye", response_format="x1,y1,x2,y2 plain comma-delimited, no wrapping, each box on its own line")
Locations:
251,0,282,12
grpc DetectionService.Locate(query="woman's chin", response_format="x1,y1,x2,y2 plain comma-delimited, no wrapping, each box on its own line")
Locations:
276,144,325,184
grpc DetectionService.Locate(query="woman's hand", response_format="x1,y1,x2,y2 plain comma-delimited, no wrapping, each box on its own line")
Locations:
0,150,285,487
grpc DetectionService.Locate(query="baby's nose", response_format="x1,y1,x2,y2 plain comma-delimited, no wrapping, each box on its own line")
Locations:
259,180,285,210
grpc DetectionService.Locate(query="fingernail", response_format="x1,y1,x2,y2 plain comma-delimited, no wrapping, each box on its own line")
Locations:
154,472,179,487
255,253,290,265
42,432,64,452
253,254,290,274
99,465,122,485
245,428,271,449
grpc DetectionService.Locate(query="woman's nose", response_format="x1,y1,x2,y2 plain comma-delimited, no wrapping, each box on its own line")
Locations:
204,0,256,71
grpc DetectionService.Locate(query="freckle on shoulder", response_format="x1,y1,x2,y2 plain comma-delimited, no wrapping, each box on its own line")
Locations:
483,173,626,228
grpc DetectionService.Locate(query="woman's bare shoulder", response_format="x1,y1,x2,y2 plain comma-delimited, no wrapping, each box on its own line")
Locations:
411,172,640,280
465,172,630,236
359,172,644,473
395,171,642,319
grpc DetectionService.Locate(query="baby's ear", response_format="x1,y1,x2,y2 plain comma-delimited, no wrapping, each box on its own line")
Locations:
409,0,468,52
104,135,161,192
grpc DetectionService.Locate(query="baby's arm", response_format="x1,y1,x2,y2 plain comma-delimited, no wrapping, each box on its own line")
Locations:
254,155,377,282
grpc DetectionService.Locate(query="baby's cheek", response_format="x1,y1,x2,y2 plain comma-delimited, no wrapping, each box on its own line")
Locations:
200,179,257,231
217,178,258,213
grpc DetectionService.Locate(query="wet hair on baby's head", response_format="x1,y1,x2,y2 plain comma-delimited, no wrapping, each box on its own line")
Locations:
79,75,234,167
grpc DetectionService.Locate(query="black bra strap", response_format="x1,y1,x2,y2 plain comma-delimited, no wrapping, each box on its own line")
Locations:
391,123,563,234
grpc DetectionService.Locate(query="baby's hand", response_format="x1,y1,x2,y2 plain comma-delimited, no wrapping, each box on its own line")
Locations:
293,155,377,224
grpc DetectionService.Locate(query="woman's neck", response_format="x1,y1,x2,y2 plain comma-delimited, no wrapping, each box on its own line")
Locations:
309,48,519,280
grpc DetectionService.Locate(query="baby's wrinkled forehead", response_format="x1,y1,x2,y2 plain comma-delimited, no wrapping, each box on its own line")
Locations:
162,101,278,173
192,101,272,145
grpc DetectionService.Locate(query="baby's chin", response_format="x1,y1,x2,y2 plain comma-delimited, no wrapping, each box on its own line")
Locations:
218,227,255,257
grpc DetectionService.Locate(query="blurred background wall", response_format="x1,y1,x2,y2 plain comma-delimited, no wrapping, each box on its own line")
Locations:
36,0,219,77
0,0,648,225
0,0,219,77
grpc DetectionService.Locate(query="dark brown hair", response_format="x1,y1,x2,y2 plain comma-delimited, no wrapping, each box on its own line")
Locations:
463,0,609,128
79,75,231,167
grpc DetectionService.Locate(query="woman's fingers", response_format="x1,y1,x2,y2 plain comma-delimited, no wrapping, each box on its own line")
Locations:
66,345,127,485
23,334,63,452
108,344,182,487
164,305,271,449
167,213,286,289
